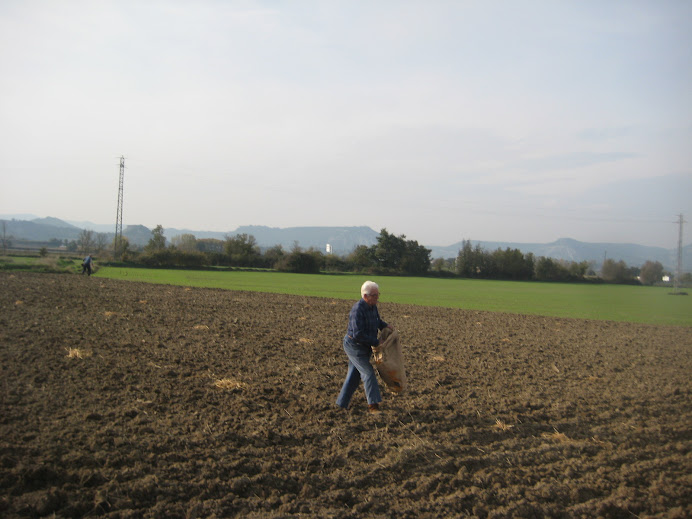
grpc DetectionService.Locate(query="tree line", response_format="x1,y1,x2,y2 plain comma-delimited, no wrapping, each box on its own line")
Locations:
128,226,433,275
27,225,688,286
446,239,672,285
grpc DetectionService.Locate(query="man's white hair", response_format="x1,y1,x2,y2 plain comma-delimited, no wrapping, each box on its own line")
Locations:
361,280,379,297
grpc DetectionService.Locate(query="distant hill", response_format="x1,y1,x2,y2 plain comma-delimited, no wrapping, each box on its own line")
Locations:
33,217,80,229
1,215,689,271
0,218,82,242
66,220,114,233
0,217,155,247
124,225,155,247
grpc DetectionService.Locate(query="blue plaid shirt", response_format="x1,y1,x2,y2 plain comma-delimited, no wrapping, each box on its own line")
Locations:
346,298,388,347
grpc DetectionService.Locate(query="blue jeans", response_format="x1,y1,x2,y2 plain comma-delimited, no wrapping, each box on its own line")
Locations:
336,335,381,408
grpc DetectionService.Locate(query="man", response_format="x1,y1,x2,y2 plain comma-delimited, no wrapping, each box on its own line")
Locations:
336,280,393,414
81,254,93,276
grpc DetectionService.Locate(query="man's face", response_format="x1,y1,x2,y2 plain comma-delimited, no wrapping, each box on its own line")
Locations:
363,290,380,307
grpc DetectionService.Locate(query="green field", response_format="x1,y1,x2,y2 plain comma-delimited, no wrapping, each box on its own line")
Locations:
0,255,82,272
94,267,692,326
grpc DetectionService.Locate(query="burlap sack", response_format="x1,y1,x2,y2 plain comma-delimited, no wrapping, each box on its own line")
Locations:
371,328,407,393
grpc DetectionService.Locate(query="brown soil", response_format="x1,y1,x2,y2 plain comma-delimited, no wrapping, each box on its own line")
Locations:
1,272,691,518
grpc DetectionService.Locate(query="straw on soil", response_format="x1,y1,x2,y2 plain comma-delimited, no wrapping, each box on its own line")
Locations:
214,378,246,390
495,418,514,431
66,347,90,359
542,428,571,442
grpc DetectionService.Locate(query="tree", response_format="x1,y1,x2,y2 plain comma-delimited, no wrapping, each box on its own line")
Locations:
77,229,95,255
196,238,224,253
491,247,533,280
568,260,589,279
400,238,431,275
171,233,197,252
601,259,639,283
94,233,108,254
224,233,260,266
146,225,167,252
348,245,374,271
112,235,127,258
1,220,13,254
141,249,205,268
456,240,489,278
264,245,285,268
110,236,131,260
535,257,571,281
370,228,430,274
324,253,348,272
455,240,475,277
639,260,664,285
277,251,320,273
306,247,326,270
601,259,632,283
373,229,406,270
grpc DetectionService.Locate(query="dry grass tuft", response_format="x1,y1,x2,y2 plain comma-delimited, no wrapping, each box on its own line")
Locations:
542,428,572,443
591,436,608,446
494,418,514,431
66,347,91,359
214,378,246,390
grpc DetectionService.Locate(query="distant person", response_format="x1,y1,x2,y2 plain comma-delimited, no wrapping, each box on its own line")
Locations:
336,280,393,414
81,254,93,276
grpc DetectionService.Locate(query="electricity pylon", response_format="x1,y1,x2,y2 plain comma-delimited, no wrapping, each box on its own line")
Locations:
114,156,125,260
673,214,686,294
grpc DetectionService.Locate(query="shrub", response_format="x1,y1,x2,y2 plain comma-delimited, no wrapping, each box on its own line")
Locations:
139,250,206,268
276,252,320,273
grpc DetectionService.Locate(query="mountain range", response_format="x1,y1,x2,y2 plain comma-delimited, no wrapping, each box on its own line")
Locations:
1,214,689,272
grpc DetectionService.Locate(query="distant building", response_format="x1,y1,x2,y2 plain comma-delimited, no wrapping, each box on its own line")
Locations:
326,243,332,254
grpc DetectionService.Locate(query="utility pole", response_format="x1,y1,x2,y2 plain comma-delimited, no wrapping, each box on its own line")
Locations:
114,156,125,260
673,213,686,294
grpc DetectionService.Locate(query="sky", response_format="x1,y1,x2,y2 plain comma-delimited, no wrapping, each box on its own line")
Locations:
1,0,691,248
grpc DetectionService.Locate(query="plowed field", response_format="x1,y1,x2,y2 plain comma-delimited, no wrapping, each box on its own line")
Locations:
1,272,691,518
